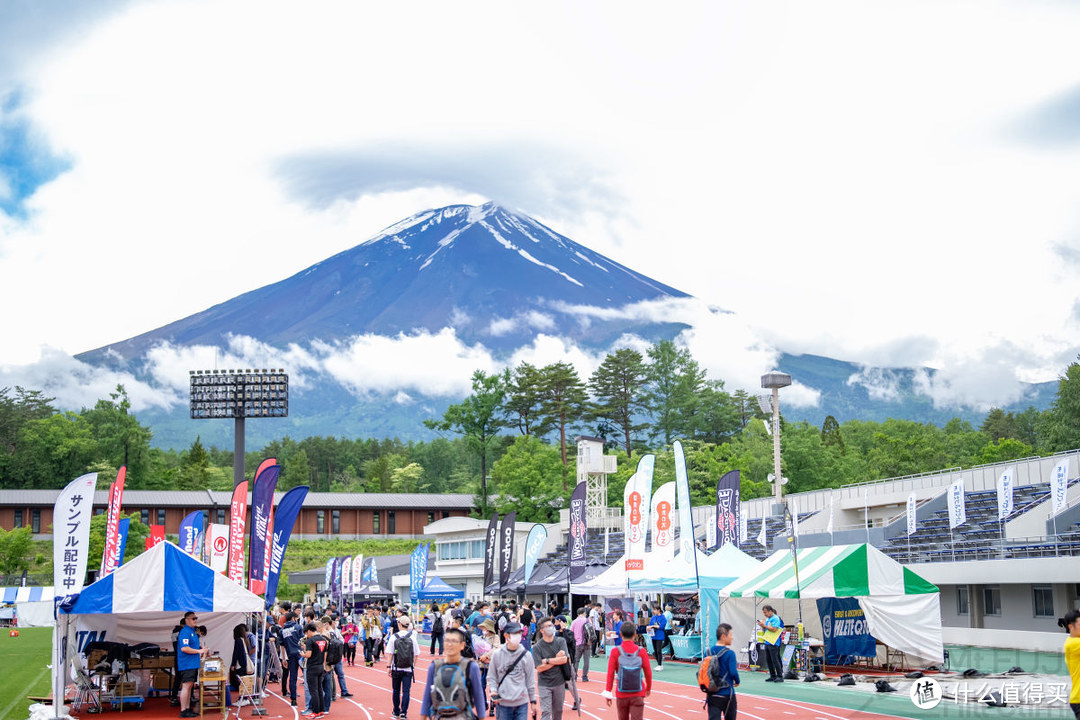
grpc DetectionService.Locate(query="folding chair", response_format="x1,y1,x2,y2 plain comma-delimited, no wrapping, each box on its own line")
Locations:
71,665,102,714
230,675,262,718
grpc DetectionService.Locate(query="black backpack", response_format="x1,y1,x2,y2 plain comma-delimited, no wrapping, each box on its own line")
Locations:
325,636,344,666
433,614,444,633
394,631,415,669
460,633,476,659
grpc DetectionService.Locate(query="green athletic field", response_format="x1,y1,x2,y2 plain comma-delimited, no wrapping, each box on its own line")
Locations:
0,627,52,720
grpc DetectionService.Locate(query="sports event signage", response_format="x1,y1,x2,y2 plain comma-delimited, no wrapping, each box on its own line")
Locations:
817,597,876,662
568,482,588,581
714,470,740,550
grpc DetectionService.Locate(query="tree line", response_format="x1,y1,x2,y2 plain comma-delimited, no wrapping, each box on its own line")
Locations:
3,350,1080,525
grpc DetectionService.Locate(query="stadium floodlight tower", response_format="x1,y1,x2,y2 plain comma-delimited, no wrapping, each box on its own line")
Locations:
576,436,617,533
761,371,792,511
190,368,289,487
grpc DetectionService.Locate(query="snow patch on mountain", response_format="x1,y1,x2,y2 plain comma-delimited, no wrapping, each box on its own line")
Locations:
480,220,583,287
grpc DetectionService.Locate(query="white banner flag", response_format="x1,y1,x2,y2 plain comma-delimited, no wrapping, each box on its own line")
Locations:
739,509,748,545
624,456,654,574
906,492,917,536
997,466,1015,521
705,508,717,549
757,516,767,547
673,441,696,566
54,472,98,596
650,482,677,561
791,499,799,538
341,555,352,595
352,554,364,590
1051,458,1071,516
826,500,834,536
207,523,230,573
948,478,966,529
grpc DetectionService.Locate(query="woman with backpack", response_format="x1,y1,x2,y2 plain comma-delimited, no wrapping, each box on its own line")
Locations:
699,624,739,720
386,615,422,720
602,621,652,720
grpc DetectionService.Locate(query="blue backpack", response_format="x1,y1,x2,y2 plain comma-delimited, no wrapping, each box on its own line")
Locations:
616,646,644,693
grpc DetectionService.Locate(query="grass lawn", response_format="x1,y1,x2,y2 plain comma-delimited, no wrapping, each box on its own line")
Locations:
0,627,52,720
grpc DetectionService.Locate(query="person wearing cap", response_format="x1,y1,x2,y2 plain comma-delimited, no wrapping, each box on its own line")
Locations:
488,622,537,720
386,614,421,719
177,611,208,718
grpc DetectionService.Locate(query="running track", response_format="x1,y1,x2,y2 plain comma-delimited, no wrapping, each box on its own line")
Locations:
256,651,913,720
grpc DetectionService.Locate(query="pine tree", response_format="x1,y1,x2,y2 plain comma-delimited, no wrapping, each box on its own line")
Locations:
589,348,648,457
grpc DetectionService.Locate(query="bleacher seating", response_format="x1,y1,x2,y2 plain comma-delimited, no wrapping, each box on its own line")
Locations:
880,480,1080,563
738,511,819,560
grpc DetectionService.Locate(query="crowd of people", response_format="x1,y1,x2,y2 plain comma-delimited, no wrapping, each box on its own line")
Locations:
162,596,739,720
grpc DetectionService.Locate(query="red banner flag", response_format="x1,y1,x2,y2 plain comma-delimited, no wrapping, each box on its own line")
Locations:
229,481,249,586
100,466,127,577
150,524,165,546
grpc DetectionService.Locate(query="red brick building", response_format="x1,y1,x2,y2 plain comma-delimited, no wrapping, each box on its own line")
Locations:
0,489,475,539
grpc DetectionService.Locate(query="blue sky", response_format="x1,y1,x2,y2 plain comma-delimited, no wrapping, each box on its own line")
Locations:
2,0,1080,412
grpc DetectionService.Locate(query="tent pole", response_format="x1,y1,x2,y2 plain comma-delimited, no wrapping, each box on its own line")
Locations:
50,612,64,720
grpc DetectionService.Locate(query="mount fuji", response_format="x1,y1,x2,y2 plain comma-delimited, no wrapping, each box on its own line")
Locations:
74,203,1055,449
81,203,689,363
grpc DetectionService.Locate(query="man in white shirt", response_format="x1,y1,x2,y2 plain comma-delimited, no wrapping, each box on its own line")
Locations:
385,615,422,719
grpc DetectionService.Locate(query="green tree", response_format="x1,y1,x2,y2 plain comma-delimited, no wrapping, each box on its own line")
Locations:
490,435,565,522
977,437,1034,464
503,363,552,437
177,436,212,490
1043,360,1080,452
644,340,705,445
538,362,589,478
13,412,97,488
424,370,507,515
81,385,153,486
589,348,649,457
695,380,742,444
820,415,846,454
391,462,425,493
731,389,761,430
0,387,55,487
282,449,312,489
0,526,34,575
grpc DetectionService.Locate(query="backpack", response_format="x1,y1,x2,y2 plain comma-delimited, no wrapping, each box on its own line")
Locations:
430,659,476,719
698,648,732,695
615,646,644,694
325,636,344,666
583,621,597,645
433,614,444,634
394,631,415,669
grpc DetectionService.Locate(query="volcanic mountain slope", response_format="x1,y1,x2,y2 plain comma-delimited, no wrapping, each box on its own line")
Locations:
81,202,690,364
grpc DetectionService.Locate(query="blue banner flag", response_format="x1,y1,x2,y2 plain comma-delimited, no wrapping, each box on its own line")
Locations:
410,543,429,600
523,524,547,593
817,597,876,663
364,558,378,584
116,518,131,566
264,486,308,608
179,511,204,557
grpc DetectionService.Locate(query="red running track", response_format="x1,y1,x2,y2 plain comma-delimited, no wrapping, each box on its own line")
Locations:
250,651,913,720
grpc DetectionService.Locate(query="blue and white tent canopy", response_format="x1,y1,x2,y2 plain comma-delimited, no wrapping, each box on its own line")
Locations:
415,575,465,602
60,540,263,616
1,586,55,604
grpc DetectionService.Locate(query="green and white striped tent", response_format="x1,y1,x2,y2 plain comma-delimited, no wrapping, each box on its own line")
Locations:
719,543,943,665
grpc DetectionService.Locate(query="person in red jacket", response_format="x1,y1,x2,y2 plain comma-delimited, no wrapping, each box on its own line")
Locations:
602,621,652,720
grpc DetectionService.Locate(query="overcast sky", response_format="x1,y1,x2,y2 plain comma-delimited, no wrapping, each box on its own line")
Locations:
2,0,1080,412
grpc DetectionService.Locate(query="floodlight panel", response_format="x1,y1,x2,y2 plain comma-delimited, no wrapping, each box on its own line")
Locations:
190,368,289,418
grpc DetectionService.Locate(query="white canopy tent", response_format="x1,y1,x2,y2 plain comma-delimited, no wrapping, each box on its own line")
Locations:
719,543,943,667
569,555,633,596
56,541,265,698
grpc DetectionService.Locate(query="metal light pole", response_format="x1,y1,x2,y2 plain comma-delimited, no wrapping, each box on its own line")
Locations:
761,371,792,510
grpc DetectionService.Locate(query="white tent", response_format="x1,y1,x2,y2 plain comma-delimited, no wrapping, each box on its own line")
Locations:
719,543,943,666
629,544,761,593
58,541,265,678
569,555,633,596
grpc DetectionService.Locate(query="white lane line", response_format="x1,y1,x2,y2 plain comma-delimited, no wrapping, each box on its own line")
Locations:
267,689,299,720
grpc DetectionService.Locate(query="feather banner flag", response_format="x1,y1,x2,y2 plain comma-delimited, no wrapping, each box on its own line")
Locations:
264,485,308,607
228,481,249,586
100,466,127,577
248,463,281,594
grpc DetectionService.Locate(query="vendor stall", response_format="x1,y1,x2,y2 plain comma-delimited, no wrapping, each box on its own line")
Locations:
57,541,264,704
415,576,465,603
720,543,943,671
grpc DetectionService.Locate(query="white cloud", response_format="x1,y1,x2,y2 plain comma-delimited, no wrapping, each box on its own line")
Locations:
846,367,903,402
2,0,1080,411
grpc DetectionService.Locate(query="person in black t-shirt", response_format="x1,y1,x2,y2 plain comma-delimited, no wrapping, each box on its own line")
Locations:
300,622,329,718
